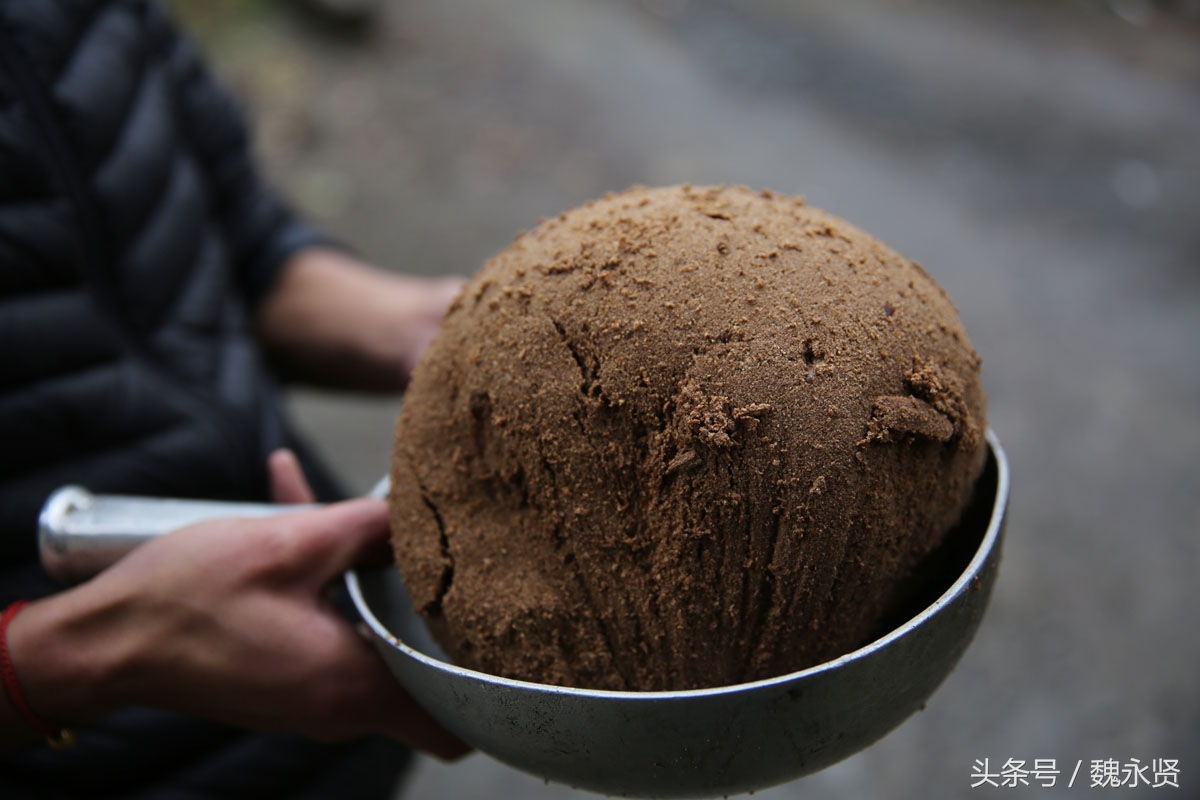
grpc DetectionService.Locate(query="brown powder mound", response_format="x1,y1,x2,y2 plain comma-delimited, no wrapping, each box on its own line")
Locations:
389,185,986,691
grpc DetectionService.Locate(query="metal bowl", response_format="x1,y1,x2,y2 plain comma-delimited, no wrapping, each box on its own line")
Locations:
346,430,1009,798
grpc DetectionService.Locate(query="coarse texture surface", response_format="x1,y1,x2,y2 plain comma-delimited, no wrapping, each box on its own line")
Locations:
389,185,986,691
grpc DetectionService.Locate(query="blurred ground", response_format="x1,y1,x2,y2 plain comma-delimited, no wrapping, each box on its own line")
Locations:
171,0,1199,796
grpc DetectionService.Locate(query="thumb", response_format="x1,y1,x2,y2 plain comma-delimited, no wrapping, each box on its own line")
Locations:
269,448,316,504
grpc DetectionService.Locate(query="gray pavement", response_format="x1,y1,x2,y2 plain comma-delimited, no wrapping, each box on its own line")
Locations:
179,0,1199,796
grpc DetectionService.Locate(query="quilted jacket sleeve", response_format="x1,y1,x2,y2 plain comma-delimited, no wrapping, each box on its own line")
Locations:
150,5,330,309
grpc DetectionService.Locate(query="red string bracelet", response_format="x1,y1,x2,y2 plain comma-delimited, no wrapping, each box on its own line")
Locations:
1,600,75,748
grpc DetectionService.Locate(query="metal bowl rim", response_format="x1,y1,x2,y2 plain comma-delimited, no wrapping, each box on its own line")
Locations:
345,428,1009,701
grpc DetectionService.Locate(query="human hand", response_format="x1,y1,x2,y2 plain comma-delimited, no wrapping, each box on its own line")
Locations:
9,453,468,759
257,248,465,391
375,271,465,382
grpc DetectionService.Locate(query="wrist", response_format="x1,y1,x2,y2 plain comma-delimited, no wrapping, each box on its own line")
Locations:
5,588,135,727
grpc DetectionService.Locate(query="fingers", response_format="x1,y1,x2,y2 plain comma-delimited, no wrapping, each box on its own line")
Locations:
293,498,394,584
269,449,316,504
386,700,472,761
339,634,471,760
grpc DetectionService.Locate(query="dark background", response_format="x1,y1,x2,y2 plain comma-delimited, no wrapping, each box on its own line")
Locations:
170,0,1199,796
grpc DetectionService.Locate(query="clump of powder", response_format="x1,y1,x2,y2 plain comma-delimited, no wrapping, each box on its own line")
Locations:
390,185,986,691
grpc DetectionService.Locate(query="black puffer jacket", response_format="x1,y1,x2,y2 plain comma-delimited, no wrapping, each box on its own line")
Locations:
0,1,314,576
0,2,406,796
